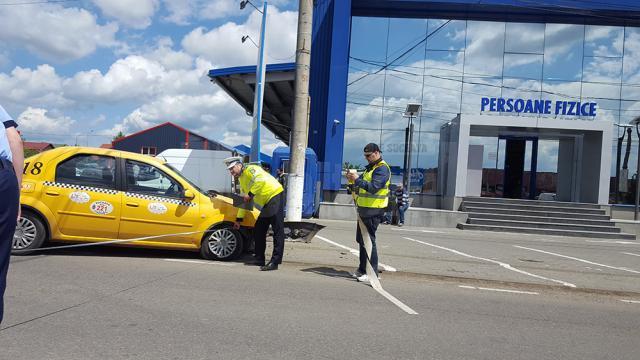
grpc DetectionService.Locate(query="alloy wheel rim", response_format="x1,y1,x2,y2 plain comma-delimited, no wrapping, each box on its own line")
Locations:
207,229,237,258
13,217,37,250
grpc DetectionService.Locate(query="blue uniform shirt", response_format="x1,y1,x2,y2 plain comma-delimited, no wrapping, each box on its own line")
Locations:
0,105,15,162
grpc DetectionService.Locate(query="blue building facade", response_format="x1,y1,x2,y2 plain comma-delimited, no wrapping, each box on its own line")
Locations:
112,122,231,155
309,0,640,204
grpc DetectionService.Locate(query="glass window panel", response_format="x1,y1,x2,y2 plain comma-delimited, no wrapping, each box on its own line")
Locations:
126,160,182,198
583,56,623,84
413,132,440,193
505,23,545,54
418,111,457,133
503,53,543,80
501,78,542,118
380,130,408,177
348,17,388,114
542,80,581,103
345,101,383,130
56,155,116,189
543,24,584,81
584,25,624,57
623,27,640,85
464,21,505,77
350,17,389,65
620,99,640,124
342,129,381,170
387,18,427,67
461,78,502,114
382,99,419,130
426,19,466,51
582,82,620,122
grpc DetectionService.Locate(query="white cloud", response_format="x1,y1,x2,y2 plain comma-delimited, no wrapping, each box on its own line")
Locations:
17,107,76,134
0,4,118,62
162,0,293,25
181,6,297,67
0,65,69,109
92,0,159,29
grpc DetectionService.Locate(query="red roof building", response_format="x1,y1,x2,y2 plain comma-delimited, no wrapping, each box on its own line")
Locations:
23,141,54,153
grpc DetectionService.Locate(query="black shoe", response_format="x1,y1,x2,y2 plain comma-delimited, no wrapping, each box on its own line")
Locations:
260,262,278,271
253,258,265,266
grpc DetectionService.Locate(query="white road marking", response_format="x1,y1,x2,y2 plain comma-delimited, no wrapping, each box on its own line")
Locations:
163,259,235,266
391,228,443,234
620,299,640,304
315,235,397,272
315,236,416,314
458,285,539,295
514,246,640,275
623,252,640,258
403,237,576,288
586,240,638,245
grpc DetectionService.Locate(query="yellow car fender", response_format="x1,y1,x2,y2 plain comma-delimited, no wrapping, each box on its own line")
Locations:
19,194,58,238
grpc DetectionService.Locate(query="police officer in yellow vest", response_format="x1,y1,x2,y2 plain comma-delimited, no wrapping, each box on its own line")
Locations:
345,143,390,283
225,157,285,271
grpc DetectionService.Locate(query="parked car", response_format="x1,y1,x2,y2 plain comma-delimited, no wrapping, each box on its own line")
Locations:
14,147,258,260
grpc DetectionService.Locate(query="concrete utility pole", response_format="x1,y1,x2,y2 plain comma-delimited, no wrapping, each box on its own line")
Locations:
286,0,313,221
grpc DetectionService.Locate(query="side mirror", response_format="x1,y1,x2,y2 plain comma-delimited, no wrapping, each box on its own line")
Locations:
183,189,196,200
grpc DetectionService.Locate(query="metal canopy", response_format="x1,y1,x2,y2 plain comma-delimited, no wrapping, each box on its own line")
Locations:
208,63,296,144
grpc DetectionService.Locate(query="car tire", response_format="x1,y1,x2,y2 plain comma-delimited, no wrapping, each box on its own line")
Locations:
12,210,47,255
200,225,244,261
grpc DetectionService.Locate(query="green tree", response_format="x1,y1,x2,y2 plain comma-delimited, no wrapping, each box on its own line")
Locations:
24,148,38,158
113,131,125,141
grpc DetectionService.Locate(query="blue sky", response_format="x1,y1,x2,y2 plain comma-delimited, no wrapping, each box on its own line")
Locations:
0,0,297,153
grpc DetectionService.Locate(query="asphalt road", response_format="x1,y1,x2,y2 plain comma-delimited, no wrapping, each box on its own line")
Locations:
1,242,639,360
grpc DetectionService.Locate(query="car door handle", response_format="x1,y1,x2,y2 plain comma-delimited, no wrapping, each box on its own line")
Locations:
45,190,60,196
126,202,140,207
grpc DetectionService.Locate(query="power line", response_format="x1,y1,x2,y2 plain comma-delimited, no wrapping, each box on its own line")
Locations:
0,0,79,5
348,20,453,87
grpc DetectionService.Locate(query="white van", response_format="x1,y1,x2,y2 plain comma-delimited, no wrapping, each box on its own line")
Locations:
157,149,233,193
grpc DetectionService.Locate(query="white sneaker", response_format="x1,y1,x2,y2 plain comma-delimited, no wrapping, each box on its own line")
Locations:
351,270,364,278
356,274,369,282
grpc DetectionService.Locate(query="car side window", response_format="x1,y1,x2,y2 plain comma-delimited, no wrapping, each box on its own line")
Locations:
125,160,182,198
56,154,116,189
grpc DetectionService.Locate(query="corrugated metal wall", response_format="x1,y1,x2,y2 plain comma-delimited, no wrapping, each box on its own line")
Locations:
113,124,229,154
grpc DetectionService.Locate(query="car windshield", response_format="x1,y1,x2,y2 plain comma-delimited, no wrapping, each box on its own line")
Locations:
163,163,206,195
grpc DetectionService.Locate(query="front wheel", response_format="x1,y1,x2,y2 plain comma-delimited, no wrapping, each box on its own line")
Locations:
200,226,244,261
12,211,47,255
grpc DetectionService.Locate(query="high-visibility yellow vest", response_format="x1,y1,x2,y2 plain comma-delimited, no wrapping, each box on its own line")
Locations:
237,164,284,218
356,160,390,209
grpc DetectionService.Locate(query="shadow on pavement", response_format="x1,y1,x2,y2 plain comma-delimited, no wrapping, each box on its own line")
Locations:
301,266,353,280
12,242,258,267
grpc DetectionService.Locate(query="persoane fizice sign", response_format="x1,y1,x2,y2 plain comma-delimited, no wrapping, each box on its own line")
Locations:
481,97,597,117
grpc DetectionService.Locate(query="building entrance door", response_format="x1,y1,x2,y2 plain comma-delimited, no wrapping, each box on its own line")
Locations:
501,136,538,200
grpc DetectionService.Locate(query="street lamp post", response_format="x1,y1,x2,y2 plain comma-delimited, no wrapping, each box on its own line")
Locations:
614,123,633,204
402,104,422,191
240,0,268,163
631,116,640,221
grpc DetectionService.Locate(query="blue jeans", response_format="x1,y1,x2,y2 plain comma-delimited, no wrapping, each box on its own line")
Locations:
398,204,409,224
356,215,381,275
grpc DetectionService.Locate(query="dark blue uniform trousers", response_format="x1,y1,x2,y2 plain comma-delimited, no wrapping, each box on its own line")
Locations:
0,158,19,324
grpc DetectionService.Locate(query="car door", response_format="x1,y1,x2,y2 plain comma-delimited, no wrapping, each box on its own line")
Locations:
119,159,200,247
41,153,122,240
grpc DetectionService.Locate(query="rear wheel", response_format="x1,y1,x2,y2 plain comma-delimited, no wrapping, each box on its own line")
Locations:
200,226,243,261
12,210,47,255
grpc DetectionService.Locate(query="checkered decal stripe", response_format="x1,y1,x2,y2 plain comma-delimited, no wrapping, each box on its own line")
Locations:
43,181,118,195
125,192,196,207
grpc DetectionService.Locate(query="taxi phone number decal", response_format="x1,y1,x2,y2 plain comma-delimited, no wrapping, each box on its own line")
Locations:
90,201,114,215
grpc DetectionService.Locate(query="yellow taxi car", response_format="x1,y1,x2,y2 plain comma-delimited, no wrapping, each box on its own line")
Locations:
13,147,258,260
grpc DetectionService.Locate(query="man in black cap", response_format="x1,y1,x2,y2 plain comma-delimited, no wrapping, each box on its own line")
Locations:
345,143,390,283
